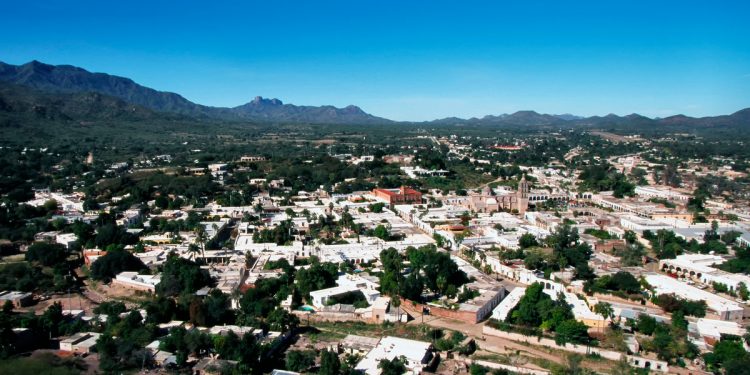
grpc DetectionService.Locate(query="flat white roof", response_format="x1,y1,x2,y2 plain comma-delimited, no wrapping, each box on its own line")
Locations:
355,336,431,375
491,287,525,321
645,274,743,313
695,318,746,339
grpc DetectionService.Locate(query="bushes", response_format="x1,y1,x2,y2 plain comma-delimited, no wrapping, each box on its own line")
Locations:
433,331,467,351
487,319,542,337
583,228,613,240
93,301,127,316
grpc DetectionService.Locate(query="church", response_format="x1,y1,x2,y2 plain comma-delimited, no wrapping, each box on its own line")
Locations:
465,176,529,215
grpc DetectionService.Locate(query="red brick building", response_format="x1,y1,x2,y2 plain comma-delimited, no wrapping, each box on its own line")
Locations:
372,186,422,206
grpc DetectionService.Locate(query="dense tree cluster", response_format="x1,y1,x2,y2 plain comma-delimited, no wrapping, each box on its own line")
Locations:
546,225,594,280
632,313,698,363
155,254,213,297
718,246,750,274
504,283,590,346
295,261,338,300
642,229,685,259
90,248,147,282
653,294,706,318
407,245,469,295
25,243,69,267
0,263,55,292
253,219,295,245
378,356,407,375
584,271,642,297
704,335,750,373
577,163,635,198
0,302,88,359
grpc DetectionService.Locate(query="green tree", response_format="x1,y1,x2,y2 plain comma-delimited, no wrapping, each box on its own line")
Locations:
593,302,614,321
285,350,316,372
25,243,68,267
267,308,299,331
40,302,64,338
379,248,402,296
155,254,212,297
739,282,750,301
518,233,539,249
90,248,147,282
320,350,341,375
704,336,750,372
378,356,407,375
554,319,590,345
296,261,338,301
373,224,390,241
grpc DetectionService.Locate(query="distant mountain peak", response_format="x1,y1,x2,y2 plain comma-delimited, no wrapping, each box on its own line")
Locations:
249,96,283,106
342,105,366,114
554,113,583,121
0,60,390,124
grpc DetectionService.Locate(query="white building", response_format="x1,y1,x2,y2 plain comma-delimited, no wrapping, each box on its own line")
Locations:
309,274,382,309
309,283,380,309
660,254,750,293
694,318,746,345
355,336,433,375
59,332,101,353
645,273,744,321
635,186,690,201
491,287,526,321
113,272,161,292
619,215,672,233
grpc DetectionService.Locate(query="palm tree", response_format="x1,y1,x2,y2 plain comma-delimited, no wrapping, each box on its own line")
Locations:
391,296,401,325
196,226,208,261
594,302,615,325
187,244,201,261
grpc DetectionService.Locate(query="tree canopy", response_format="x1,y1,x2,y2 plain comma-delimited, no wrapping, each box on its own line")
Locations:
90,248,147,282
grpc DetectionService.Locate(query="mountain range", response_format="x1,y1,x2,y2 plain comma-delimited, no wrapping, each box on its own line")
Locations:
0,60,390,124
0,60,748,128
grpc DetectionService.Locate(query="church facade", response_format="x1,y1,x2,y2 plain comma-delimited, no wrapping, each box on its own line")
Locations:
466,176,529,215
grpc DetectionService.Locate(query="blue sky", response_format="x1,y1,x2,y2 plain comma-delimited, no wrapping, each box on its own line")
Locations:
1,1,749,121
